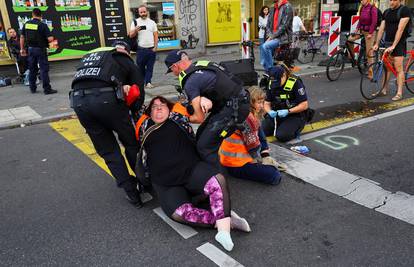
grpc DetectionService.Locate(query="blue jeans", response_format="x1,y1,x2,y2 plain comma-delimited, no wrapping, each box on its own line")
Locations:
28,47,51,92
226,162,281,185
260,39,280,71
136,47,156,85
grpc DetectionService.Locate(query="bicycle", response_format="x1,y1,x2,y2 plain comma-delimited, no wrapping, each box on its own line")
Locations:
326,32,368,81
296,31,327,64
360,48,414,100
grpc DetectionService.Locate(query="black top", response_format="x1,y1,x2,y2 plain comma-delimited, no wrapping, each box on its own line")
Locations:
21,18,51,48
383,5,411,42
7,37,20,57
266,78,308,107
184,70,217,102
144,120,200,186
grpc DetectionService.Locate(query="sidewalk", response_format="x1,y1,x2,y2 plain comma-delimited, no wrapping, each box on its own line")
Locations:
0,49,329,130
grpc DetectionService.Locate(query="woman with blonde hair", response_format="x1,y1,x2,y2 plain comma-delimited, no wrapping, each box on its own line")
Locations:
219,86,282,185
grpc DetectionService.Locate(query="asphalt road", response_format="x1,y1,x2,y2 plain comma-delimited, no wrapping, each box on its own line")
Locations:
1,71,414,266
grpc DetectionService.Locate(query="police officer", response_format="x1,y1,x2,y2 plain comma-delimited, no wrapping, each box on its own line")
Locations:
262,64,311,142
165,50,250,165
20,8,56,94
70,41,145,207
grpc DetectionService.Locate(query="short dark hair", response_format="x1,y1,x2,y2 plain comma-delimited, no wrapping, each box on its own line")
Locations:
145,96,174,116
32,8,42,17
7,27,15,33
259,6,269,18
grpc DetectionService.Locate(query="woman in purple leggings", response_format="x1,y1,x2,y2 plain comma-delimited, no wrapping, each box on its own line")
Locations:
136,96,251,251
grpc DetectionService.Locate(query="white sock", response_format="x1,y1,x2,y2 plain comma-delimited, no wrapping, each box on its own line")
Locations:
215,231,234,251
231,210,251,233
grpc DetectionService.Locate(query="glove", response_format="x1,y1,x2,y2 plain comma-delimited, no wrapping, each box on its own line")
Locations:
277,109,289,118
262,156,287,172
267,110,278,118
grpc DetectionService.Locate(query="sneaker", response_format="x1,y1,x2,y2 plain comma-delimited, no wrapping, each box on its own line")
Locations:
44,89,58,95
145,83,154,89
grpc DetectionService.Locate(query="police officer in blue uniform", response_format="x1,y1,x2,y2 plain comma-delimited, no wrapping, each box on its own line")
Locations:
262,64,312,142
20,8,56,94
165,50,250,166
70,41,145,207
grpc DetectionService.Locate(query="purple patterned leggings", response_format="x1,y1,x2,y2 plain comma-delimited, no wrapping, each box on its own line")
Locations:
173,176,228,225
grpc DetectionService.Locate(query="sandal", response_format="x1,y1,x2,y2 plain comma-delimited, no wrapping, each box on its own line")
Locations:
392,94,402,101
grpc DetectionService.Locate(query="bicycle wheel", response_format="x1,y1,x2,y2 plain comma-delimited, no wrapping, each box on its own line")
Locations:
297,39,314,64
326,51,345,81
360,62,387,100
404,60,414,94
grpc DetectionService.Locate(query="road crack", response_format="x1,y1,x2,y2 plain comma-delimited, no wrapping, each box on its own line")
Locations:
373,196,389,210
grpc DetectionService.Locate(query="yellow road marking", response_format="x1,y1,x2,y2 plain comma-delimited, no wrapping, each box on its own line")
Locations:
49,118,134,178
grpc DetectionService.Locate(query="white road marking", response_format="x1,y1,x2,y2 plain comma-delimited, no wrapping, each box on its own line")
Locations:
153,207,198,239
269,144,414,225
288,104,414,144
197,242,244,267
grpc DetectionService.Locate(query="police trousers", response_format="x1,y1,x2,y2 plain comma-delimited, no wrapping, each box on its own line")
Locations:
73,91,139,190
261,112,306,142
196,96,250,166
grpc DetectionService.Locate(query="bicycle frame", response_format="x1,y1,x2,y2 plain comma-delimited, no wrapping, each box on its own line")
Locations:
381,49,414,79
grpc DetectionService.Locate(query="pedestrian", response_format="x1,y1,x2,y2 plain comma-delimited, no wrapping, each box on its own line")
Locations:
135,96,251,252
262,64,312,142
165,50,250,166
292,9,307,34
373,0,411,101
219,86,283,185
128,5,158,89
70,41,146,207
347,0,378,79
258,6,269,45
260,0,293,71
7,27,28,79
19,8,56,94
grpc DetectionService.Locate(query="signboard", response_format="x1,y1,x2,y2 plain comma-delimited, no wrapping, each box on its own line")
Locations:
5,0,101,59
0,40,12,61
320,11,332,35
99,0,129,46
206,0,241,44
162,2,174,16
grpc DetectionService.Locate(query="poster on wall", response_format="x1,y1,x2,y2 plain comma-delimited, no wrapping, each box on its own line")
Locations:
99,0,129,46
206,0,241,44
6,0,101,59
320,11,332,35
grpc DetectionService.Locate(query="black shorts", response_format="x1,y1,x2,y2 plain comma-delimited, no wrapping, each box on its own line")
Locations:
390,40,407,57
152,161,219,216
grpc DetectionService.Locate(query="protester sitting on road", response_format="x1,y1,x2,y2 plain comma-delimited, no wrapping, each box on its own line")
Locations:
260,0,293,71
7,27,28,81
373,0,411,101
219,86,284,185
262,64,312,142
347,0,378,79
135,96,251,252
70,41,145,207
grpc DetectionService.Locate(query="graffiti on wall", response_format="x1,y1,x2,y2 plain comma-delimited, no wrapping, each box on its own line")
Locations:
178,0,199,48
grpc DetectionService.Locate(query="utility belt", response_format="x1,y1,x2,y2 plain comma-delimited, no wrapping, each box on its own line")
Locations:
69,86,123,108
219,90,250,138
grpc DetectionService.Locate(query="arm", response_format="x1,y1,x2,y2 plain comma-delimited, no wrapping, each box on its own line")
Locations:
129,20,139,39
19,35,26,56
373,20,386,49
391,17,410,48
288,100,308,113
189,96,206,123
272,5,293,39
369,6,378,35
153,30,158,52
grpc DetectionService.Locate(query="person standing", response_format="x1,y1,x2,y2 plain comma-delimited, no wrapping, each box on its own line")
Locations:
128,5,158,89
165,50,250,166
373,0,411,101
292,10,307,34
20,8,56,94
260,0,293,71
70,41,145,207
258,6,269,45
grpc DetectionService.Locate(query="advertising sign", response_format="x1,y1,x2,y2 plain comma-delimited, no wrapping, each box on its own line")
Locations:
320,11,332,35
6,0,101,59
206,0,241,44
99,0,128,47
162,2,174,16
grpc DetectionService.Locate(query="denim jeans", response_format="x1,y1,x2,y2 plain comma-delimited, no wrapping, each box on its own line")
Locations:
260,39,280,71
136,48,156,85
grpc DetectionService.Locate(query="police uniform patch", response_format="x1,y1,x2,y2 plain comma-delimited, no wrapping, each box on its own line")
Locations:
298,87,305,95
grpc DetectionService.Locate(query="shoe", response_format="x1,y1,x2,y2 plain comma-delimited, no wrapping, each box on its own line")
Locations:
44,89,57,95
124,188,143,208
30,89,36,94
145,83,154,89
230,210,251,232
392,94,402,101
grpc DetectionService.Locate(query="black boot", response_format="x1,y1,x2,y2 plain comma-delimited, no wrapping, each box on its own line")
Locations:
123,176,143,208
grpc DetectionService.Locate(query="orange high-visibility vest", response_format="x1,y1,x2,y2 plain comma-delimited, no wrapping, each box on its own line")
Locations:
135,114,149,140
219,132,253,167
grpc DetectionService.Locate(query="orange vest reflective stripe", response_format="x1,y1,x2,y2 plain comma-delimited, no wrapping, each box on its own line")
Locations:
219,132,253,167
172,102,190,117
135,114,149,140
